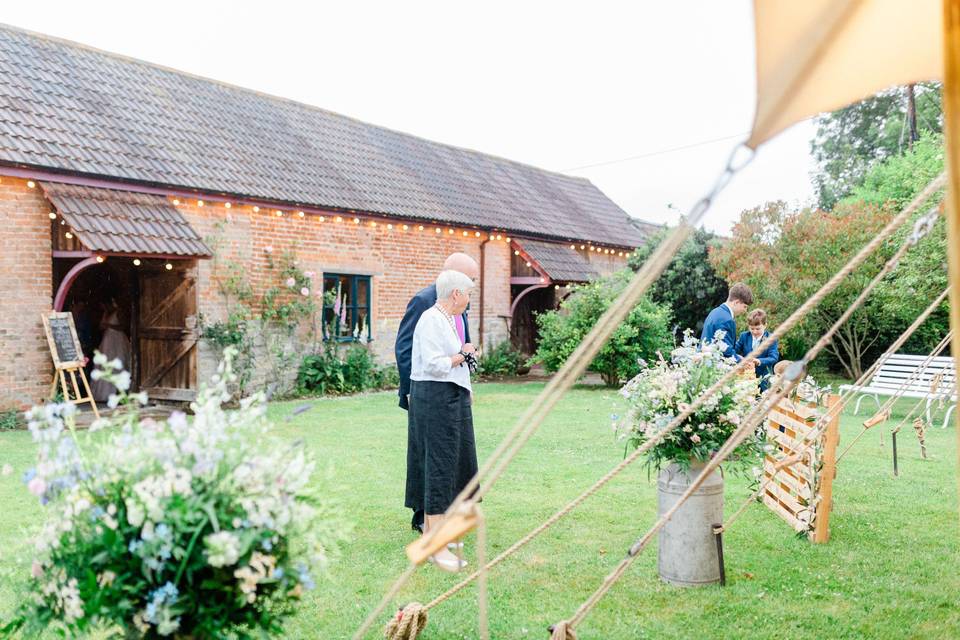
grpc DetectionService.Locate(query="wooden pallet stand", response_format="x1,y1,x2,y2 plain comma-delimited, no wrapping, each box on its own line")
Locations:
762,394,839,543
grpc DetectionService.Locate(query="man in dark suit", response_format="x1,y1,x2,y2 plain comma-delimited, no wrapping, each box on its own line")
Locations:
395,252,480,532
735,308,779,391
700,282,753,361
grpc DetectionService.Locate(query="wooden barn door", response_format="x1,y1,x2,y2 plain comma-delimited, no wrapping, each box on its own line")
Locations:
138,261,198,402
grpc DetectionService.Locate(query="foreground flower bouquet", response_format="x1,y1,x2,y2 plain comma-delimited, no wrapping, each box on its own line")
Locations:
617,333,763,587
616,333,763,472
3,348,348,638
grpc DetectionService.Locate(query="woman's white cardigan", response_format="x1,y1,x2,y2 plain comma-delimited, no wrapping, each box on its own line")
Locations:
410,307,472,392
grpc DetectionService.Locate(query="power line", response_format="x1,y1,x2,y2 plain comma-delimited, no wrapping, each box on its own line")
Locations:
561,131,749,172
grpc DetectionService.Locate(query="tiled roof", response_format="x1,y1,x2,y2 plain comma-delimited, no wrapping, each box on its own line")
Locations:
41,182,212,256
0,24,651,248
518,238,601,282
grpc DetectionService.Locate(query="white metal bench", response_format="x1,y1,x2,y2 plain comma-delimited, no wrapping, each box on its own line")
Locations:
839,353,957,428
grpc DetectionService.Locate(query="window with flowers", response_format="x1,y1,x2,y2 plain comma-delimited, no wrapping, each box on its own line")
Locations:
322,274,372,342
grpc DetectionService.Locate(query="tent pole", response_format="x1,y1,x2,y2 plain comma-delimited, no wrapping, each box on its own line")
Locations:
942,0,960,524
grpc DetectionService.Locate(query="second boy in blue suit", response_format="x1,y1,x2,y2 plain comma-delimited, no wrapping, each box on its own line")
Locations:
736,308,779,391
701,282,753,361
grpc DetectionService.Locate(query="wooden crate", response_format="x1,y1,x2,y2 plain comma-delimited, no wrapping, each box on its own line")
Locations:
762,394,840,543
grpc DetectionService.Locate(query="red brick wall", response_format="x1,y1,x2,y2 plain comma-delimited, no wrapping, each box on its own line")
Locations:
175,200,513,383
0,176,53,410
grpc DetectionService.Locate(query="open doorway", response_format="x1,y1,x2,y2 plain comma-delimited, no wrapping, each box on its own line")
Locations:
52,257,199,403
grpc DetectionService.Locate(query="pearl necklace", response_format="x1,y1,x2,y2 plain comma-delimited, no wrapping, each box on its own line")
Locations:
434,303,460,340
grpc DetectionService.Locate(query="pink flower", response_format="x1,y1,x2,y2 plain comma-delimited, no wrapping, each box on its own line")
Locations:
27,477,46,497
304,271,315,279
690,434,702,444
31,560,43,578
285,277,296,288
300,287,310,296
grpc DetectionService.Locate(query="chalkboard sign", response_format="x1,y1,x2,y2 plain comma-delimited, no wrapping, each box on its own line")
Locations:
42,312,85,368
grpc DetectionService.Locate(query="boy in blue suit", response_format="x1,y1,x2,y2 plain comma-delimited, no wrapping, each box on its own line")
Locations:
701,282,753,361
736,308,779,391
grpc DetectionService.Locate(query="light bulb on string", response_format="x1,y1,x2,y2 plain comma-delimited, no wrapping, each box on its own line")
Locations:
253,206,260,213
504,237,511,243
65,232,73,239
172,198,181,206
133,258,141,266
297,211,304,218
387,223,393,230
224,202,231,208
448,229,454,235
514,250,520,255
336,216,343,222
165,263,173,271
475,231,481,237
353,217,360,224
48,212,57,220
462,230,468,237
402,224,409,231
95,256,104,263
526,262,532,267
27,180,35,188
275,210,283,217
580,244,585,250
418,225,424,231
197,200,204,207
435,227,442,234
319,216,325,222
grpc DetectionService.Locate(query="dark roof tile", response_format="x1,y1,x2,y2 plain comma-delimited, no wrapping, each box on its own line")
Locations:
0,25,651,247
41,181,212,257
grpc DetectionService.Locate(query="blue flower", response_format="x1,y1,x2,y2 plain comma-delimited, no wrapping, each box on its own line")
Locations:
261,539,273,551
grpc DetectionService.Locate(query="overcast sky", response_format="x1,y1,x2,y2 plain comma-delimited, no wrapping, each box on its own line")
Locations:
2,0,818,235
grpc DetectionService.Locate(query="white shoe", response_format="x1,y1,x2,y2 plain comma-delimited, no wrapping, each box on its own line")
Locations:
447,541,464,552
428,554,468,573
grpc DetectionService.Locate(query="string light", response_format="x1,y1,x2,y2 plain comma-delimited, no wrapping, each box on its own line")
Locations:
418,225,424,231
353,217,360,224
48,212,57,219
27,180,35,188
580,244,585,250
275,210,283,217
172,198,181,205
618,251,624,257
569,244,575,249
387,224,394,230
448,229,454,235
435,228,442,234
589,246,595,252
95,256,104,263
371,221,378,227
133,258,141,266
514,250,520,256
224,202,231,208
165,263,173,270
319,216,325,222
197,200,204,207
65,232,73,239
475,231,481,237
496,234,502,240
504,237,511,243
60,220,65,225
526,262,532,267
402,224,409,231
604,249,610,254
555,284,560,290
336,216,343,222
539,277,545,283
462,230,468,237
253,206,260,213
297,211,304,218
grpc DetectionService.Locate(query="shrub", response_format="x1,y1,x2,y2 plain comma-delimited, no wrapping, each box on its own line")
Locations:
531,270,673,386
0,409,18,430
477,341,525,378
4,350,348,638
297,343,398,395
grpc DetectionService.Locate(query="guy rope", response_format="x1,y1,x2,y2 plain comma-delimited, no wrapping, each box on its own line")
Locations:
355,170,947,639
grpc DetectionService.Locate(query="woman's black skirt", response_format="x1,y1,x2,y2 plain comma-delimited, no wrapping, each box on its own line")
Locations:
405,380,478,515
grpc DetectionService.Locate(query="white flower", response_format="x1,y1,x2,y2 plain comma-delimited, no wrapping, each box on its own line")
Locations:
115,371,131,392
93,353,108,366
205,531,241,567
90,370,103,381
107,394,121,409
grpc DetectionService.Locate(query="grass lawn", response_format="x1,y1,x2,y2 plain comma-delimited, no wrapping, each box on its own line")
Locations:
1,382,958,639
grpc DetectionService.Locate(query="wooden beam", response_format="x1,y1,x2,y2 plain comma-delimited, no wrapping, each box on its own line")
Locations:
145,387,197,402
141,338,196,389
142,276,195,328
813,394,841,544
944,0,960,526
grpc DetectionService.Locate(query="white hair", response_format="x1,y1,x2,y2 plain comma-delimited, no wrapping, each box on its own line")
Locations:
436,269,475,299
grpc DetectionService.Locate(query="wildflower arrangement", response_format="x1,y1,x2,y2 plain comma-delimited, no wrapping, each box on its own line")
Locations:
4,349,347,638
616,333,763,472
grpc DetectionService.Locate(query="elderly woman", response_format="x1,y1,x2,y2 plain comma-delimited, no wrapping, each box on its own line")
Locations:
405,270,479,572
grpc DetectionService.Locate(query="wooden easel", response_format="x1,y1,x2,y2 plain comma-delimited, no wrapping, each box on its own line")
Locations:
41,311,99,418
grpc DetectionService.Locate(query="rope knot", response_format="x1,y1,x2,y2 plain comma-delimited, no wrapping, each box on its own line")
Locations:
549,620,578,640
384,602,428,640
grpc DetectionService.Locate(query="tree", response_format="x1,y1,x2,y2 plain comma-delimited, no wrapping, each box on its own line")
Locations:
627,226,728,338
811,83,942,209
709,200,894,379
531,270,672,386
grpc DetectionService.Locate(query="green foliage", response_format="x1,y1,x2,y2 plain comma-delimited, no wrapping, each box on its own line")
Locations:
811,83,942,209
628,226,727,337
0,410,18,431
477,341,526,378
297,344,397,396
531,270,672,386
